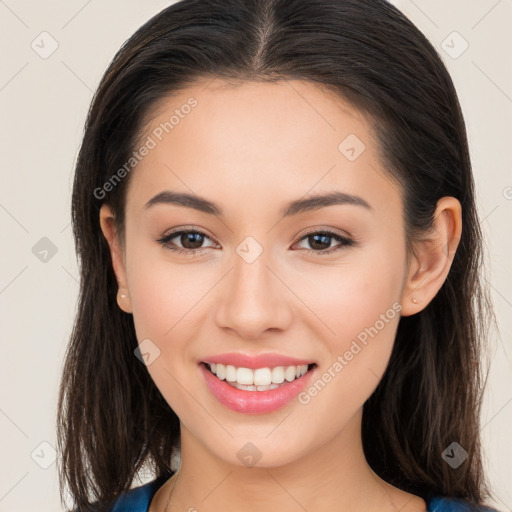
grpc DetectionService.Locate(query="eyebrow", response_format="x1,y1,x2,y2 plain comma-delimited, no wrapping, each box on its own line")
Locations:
143,190,372,217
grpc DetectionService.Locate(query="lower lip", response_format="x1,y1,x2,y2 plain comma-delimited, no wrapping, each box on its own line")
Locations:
199,362,316,414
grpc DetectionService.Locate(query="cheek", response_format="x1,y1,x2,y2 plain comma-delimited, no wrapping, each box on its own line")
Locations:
294,244,404,399
124,238,213,340
295,244,403,339
124,250,210,418
127,266,182,340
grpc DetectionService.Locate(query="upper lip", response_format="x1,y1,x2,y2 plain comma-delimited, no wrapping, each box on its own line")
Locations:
200,352,315,369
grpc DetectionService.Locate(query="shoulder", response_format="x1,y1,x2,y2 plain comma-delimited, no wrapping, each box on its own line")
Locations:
428,496,501,512
110,476,168,512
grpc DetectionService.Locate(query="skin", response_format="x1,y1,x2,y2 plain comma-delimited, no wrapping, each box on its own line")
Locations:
100,78,462,511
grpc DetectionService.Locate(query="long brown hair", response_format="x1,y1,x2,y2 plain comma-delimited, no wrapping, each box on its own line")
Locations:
57,0,497,510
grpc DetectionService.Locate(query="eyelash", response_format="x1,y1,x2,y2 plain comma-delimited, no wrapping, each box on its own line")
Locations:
156,228,355,256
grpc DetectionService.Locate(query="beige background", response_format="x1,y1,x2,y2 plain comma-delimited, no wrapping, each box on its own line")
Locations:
0,1,511,510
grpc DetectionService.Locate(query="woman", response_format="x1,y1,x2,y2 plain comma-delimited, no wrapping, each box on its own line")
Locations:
57,0,500,510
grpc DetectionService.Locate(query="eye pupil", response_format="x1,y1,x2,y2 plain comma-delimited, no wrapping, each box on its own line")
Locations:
309,234,331,250
182,232,204,249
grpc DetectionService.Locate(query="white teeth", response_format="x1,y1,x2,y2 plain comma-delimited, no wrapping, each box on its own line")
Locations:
254,368,272,386
216,363,226,380
256,383,280,391
284,366,296,382
236,367,254,385
233,383,280,392
225,365,237,382
271,366,285,384
207,362,310,387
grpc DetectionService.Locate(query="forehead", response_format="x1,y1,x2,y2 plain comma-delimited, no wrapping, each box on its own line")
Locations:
125,78,400,220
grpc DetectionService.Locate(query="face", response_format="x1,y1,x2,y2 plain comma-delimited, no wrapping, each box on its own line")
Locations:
102,79,413,468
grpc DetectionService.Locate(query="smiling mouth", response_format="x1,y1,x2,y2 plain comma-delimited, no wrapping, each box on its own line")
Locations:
200,361,317,392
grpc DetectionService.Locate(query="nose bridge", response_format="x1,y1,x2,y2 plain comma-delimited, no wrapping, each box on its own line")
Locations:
232,243,273,302
214,238,292,337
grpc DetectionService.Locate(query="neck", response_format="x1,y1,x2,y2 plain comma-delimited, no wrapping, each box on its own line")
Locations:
154,409,426,512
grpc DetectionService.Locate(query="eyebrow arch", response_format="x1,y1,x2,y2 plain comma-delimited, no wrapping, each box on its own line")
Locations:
143,190,372,217
144,191,221,215
282,191,372,216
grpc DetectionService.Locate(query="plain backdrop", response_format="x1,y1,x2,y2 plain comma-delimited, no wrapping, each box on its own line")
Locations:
0,1,511,511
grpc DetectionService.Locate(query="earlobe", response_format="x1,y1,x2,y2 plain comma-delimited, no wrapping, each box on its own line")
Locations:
99,204,133,314
116,288,132,314
400,197,462,317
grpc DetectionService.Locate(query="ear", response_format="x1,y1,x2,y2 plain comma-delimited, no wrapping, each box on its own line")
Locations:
99,204,132,314
400,196,462,317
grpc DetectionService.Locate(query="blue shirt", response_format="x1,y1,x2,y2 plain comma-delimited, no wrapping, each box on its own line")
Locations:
109,476,501,512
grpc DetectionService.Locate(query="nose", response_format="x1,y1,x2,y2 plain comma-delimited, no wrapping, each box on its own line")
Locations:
214,248,293,340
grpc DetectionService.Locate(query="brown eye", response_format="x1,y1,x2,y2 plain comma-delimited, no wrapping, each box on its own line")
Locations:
176,232,205,249
156,229,218,254
295,231,354,254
